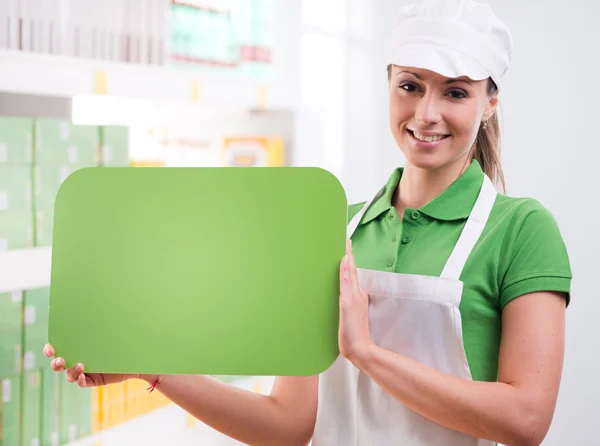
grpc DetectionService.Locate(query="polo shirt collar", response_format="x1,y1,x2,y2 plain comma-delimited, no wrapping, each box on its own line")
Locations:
360,159,486,224
361,168,401,224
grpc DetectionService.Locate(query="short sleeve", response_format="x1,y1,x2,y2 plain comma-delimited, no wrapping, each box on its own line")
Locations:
500,200,572,308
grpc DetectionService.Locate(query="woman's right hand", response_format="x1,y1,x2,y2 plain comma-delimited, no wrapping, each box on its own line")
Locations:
43,344,138,388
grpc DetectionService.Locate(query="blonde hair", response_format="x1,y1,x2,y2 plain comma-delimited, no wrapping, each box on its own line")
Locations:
472,79,505,193
386,66,506,193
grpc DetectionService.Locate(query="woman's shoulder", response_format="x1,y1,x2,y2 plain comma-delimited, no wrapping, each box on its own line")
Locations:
492,193,560,229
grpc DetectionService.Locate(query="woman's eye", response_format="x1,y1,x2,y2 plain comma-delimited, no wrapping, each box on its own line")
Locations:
448,89,468,99
399,82,418,92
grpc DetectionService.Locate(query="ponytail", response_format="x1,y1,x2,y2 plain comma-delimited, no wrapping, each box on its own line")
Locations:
472,79,506,193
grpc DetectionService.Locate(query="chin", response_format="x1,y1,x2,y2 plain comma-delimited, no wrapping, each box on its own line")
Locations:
398,138,469,173
401,151,450,171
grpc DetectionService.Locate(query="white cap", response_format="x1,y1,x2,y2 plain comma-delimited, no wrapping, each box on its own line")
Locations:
387,0,513,89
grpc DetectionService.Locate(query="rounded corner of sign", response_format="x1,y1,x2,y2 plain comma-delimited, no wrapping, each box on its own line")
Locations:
310,166,337,181
307,353,340,376
312,167,347,203
54,167,89,206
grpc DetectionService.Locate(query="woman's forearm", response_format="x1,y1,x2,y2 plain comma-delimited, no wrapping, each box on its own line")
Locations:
351,345,543,446
137,374,312,446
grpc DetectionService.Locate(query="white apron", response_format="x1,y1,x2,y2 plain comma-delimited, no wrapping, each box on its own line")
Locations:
312,174,497,446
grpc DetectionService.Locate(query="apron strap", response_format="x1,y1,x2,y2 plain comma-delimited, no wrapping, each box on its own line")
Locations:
346,188,384,239
440,174,497,280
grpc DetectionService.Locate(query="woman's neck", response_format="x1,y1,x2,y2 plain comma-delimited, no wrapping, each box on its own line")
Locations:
393,157,471,219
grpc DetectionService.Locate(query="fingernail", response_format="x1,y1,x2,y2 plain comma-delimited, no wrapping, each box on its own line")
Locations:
77,363,83,371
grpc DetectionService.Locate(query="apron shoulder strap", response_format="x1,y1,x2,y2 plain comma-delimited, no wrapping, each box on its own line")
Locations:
440,174,497,280
346,188,384,239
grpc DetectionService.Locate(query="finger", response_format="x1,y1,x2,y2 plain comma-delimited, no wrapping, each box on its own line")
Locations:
66,363,84,383
347,243,361,294
339,254,351,296
77,373,87,388
43,344,55,358
51,357,66,372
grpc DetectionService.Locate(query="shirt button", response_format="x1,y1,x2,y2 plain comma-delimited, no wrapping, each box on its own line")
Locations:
402,236,411,244
388,213,394,220
392,237,397,243
388,259,395,267
411,211,420,220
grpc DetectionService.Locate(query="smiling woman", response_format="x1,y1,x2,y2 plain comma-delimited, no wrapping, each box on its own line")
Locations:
43,1,572,445
313,1,571,445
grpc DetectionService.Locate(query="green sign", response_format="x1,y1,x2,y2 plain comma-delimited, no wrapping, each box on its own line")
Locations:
48,167,347,376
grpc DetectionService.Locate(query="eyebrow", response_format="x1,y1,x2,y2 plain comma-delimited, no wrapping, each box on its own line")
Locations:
398,70,473,86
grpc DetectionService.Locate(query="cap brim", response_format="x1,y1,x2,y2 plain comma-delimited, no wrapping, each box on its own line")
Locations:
387,42,490,81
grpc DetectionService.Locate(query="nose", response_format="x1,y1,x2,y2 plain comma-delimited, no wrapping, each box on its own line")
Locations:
414,92,442,125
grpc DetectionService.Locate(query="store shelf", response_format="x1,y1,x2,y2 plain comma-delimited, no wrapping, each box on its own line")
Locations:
0,49,299,110
0,247,52,293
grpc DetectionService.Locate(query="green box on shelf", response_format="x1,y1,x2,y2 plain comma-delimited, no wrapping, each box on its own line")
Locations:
24,326,48,373
34,206,54,248
34,165,95,211
0,328,22,379
23,288,51,373
24,288,50,327
0,117,34,165
0,291,22,332
22,370,42,446
59,380,82,444
34,120,99,166
0,166,32,212
100,126,129,167
41,368,60,446
0,375,22,446
77,388,92,439
0,210,35,251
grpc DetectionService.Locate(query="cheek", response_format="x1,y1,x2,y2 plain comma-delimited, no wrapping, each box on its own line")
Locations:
389,95,409,126
449,108,481,139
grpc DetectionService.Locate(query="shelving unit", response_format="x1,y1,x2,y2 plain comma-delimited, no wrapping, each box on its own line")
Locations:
0,247,52,294
0,1,297,442
0,49,299,111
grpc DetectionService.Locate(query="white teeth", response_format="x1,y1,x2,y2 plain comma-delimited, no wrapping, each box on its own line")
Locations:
412,131,448,142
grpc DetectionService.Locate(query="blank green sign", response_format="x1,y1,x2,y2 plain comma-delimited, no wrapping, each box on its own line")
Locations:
48,167,348,376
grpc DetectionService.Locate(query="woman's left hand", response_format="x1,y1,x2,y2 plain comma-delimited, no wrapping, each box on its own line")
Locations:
338,239,373,363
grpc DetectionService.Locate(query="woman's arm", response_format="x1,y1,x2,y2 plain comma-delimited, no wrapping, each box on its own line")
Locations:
349,291,565,446
50,344,319,446
135,374,318,446
338,240,566,446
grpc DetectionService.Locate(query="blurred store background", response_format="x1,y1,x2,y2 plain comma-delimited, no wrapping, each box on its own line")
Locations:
0,0,598,445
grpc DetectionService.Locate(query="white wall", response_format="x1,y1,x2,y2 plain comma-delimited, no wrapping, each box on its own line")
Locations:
491,2,599,444
365,1,599,444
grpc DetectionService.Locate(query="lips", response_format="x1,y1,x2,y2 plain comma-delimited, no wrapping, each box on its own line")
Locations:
408,129,451,142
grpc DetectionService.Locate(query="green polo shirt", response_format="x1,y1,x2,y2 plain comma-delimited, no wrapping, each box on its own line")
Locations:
348,160,572,382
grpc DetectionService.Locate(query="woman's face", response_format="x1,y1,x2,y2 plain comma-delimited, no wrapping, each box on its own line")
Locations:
389,65,498,171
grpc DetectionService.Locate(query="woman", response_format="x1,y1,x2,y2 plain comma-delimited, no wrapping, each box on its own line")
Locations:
44,1,572,445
